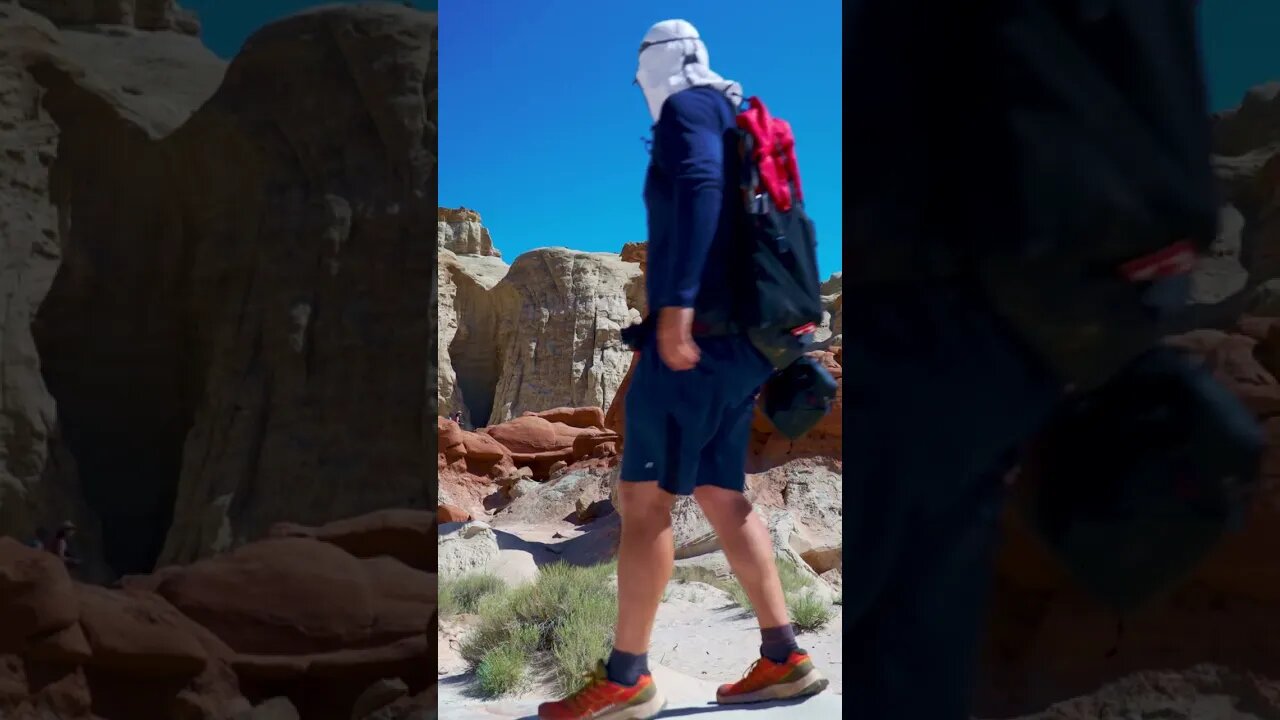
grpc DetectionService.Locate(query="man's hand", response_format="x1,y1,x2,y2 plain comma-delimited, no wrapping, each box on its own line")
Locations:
657,307,700,371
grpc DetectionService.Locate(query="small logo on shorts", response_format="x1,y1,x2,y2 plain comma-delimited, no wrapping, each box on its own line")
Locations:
644,462,655,469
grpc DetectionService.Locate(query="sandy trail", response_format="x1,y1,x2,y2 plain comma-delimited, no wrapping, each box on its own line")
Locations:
438,663,842,719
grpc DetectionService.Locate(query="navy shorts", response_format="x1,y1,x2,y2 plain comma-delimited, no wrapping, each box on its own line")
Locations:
620,335,774,496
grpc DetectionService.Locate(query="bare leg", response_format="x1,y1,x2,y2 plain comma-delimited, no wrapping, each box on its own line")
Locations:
613,481,677,654
694,485,790,629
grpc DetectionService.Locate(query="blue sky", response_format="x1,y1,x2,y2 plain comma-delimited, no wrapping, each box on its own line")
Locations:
1199,0,1280,111
188,0,437,58
438,1,844,277
189,0,1277,280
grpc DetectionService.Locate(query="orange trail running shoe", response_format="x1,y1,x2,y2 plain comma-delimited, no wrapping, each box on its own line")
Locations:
537,660,667,720
716,650,829,705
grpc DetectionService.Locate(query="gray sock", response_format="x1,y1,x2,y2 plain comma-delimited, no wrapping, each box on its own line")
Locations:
760,623,802,663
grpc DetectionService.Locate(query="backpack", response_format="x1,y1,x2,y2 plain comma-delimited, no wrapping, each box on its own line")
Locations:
850,0,1221,393
965,0,1262,618
730,97,825,371
970,0,1223,392
1016,345,1263,612
760,354,841,440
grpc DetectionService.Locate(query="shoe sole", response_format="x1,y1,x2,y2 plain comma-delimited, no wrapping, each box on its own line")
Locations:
715,668,830,705
578,693,668,720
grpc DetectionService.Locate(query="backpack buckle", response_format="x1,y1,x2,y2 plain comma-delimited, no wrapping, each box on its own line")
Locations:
1118,240,1197,282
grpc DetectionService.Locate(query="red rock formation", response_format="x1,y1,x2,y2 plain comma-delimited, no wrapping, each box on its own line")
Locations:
527,406,607,429
267,509,436,572
0,539,248,720
437,504,471,523
0,508,437,720
480,415,616,479
620,241,648,272
436,406,623,519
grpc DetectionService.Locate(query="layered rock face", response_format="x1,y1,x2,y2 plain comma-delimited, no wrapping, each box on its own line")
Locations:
0,2,438,578
1,3,439,717
18,0,201,34
0,1,228,581
437,209,644,427
153,2,437,568
438,206,499,257
436,217,841,431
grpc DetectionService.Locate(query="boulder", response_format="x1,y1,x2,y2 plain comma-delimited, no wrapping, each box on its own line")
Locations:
349,677,409,720
268,510,436,573
76,584,210,677
236,696,300,720
495,466,613,526
0,539,79,653
485,248,644,423
436,504,470,524
437,522,500,581
154,538,433,656
528,406,606,430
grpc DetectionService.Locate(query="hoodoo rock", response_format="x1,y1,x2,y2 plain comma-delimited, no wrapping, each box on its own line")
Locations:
0,3,440,719
437,217,645,427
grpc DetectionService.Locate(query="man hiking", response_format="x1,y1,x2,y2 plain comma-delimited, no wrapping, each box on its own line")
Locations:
537,19,827,720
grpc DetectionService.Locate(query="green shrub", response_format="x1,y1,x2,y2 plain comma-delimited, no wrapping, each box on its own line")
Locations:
440,573,507,617
460,562,617,698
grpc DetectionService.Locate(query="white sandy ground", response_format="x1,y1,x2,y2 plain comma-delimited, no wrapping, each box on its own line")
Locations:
439,517,844,719
438,662,842,720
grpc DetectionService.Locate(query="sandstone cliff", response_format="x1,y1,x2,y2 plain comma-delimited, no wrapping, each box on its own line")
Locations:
0,1,437,576
437,209,645,427
1,5,440,718
436,214,843,429
0,1,227,580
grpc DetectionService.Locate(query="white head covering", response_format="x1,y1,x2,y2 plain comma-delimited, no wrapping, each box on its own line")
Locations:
635,19,743,123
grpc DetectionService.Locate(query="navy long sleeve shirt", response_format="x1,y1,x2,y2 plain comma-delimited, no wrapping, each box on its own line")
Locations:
643,86,740,319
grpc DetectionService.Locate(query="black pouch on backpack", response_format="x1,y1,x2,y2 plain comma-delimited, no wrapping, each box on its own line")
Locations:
1016,346,1264,612
760,355,839,440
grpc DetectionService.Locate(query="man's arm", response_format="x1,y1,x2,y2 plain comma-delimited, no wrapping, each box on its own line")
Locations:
653,93,724,309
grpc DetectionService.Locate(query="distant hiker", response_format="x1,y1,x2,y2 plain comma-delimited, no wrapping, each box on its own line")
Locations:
538,19,828,720
450,410,463,424
51,521,80,567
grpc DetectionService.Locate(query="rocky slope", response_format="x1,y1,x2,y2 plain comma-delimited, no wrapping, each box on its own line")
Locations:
1,509,436,720
0,2,436,580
